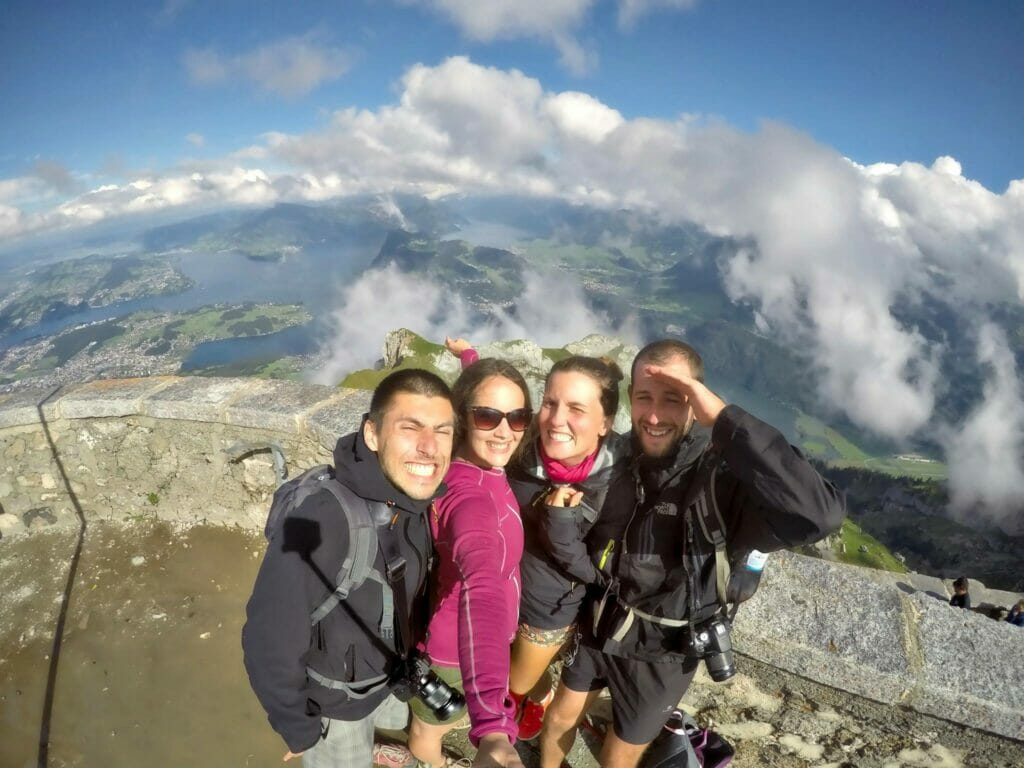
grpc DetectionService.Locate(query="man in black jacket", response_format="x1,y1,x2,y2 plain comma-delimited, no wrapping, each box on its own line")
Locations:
243,369,521,767
539,340,846,768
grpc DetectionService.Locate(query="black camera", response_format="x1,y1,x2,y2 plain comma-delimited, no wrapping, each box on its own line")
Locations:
393,655,466,722
683,616,735,682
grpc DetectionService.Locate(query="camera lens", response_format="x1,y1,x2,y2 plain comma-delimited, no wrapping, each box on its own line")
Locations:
411,661,466,721
704,650,735,682
702,620,735,682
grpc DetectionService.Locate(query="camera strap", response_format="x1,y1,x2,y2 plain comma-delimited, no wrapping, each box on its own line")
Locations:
376,506,435,661
680,449,726,619
376,513,413,658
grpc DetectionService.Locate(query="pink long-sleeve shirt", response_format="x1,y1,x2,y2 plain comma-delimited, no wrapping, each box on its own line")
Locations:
422,458,522,745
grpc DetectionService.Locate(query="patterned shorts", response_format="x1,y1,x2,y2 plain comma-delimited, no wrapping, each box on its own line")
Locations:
516,622,576,647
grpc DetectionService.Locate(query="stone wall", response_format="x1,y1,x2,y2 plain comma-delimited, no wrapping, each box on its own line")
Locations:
0,376,370,537
1,376,1021,743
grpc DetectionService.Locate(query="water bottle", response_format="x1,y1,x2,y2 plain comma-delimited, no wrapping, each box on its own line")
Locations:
726,549,768,606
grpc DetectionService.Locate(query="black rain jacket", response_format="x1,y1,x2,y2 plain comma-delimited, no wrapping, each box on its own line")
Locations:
241,423,439,753
509,433,630,629
578,405,846,662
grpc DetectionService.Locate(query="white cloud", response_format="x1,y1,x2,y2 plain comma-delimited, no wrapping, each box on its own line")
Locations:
403,0,700,72
155,0,190,25
545,91,623,143
0,167,280,238
32,159,76,193
0,176,48,204
4,56,1024,521
860,156,1024,304
617,0,699,29
183,32,352,98
186,133,206,147
0,204,23,234
312,264,473,385
312,264,637,385
405,0,590,39
943,324,1024,532
405,0,598,74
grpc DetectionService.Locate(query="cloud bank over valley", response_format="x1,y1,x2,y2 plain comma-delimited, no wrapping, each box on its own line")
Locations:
2,56,1023,525
312,264,638,386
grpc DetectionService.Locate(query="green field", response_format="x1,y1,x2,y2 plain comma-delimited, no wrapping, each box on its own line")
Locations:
834,518,909,573
796,413,947,480
517,239,652,271
186,355,307,380
138,304,309,347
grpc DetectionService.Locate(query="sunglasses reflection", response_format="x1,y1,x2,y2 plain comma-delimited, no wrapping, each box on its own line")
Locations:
470,406,533,432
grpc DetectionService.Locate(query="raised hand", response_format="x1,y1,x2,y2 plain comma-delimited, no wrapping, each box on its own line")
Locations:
445,336,472,356
643,363,726,428
473,734,525,768
545,485,584,508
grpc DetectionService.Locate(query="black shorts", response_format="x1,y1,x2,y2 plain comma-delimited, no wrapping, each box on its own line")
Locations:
560,643,697,745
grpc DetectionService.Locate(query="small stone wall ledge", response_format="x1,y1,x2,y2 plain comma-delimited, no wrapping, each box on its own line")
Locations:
734,552,1024,742
0,376,372,448
1,376,1021,743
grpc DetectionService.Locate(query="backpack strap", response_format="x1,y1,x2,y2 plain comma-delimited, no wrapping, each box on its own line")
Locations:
305,668,390,698
692,456,731,611
308,480,391,627
376,512,415,658
302,483,414,696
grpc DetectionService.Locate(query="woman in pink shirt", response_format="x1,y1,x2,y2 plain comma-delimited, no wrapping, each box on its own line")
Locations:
407,352,532,768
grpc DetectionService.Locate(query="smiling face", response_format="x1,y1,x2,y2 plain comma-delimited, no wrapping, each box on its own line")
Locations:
459,375,528,469
538,370,610,466
630,353,696,458
363,392,455,500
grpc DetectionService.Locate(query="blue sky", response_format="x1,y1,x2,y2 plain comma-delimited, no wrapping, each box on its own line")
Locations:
1,0,1022,198
2,0,1024,518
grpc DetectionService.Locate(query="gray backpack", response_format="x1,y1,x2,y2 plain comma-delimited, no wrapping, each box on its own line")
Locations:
265,464,399,698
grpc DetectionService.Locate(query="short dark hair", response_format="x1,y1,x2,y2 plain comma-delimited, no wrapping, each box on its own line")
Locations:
546,355,624,419
451,358,533,450
631,339,705,383
369,368,453,429
953,576,969,592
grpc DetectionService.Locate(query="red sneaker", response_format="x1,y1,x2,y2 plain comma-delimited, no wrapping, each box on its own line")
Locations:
516,688,554,741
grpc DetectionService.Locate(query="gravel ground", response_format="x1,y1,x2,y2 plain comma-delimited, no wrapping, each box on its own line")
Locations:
2,520,1021,768
439,649,1024,767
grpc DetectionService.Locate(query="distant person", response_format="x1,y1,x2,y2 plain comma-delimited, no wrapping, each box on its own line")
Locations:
538,339,846,768
949,577,972,610
1006,599,1024,627
242,369,520,768
407,353,531,768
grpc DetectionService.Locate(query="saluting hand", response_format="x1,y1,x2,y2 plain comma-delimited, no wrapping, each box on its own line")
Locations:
643,364,726,428
545,486,584,508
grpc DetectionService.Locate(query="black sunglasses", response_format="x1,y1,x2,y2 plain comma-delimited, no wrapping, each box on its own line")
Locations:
470,406,533,432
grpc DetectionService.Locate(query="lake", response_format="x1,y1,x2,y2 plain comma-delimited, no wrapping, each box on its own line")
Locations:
0,240,381,352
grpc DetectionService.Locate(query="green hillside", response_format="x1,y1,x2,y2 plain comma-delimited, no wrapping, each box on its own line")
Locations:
341,334,448,390
833,519,908,573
